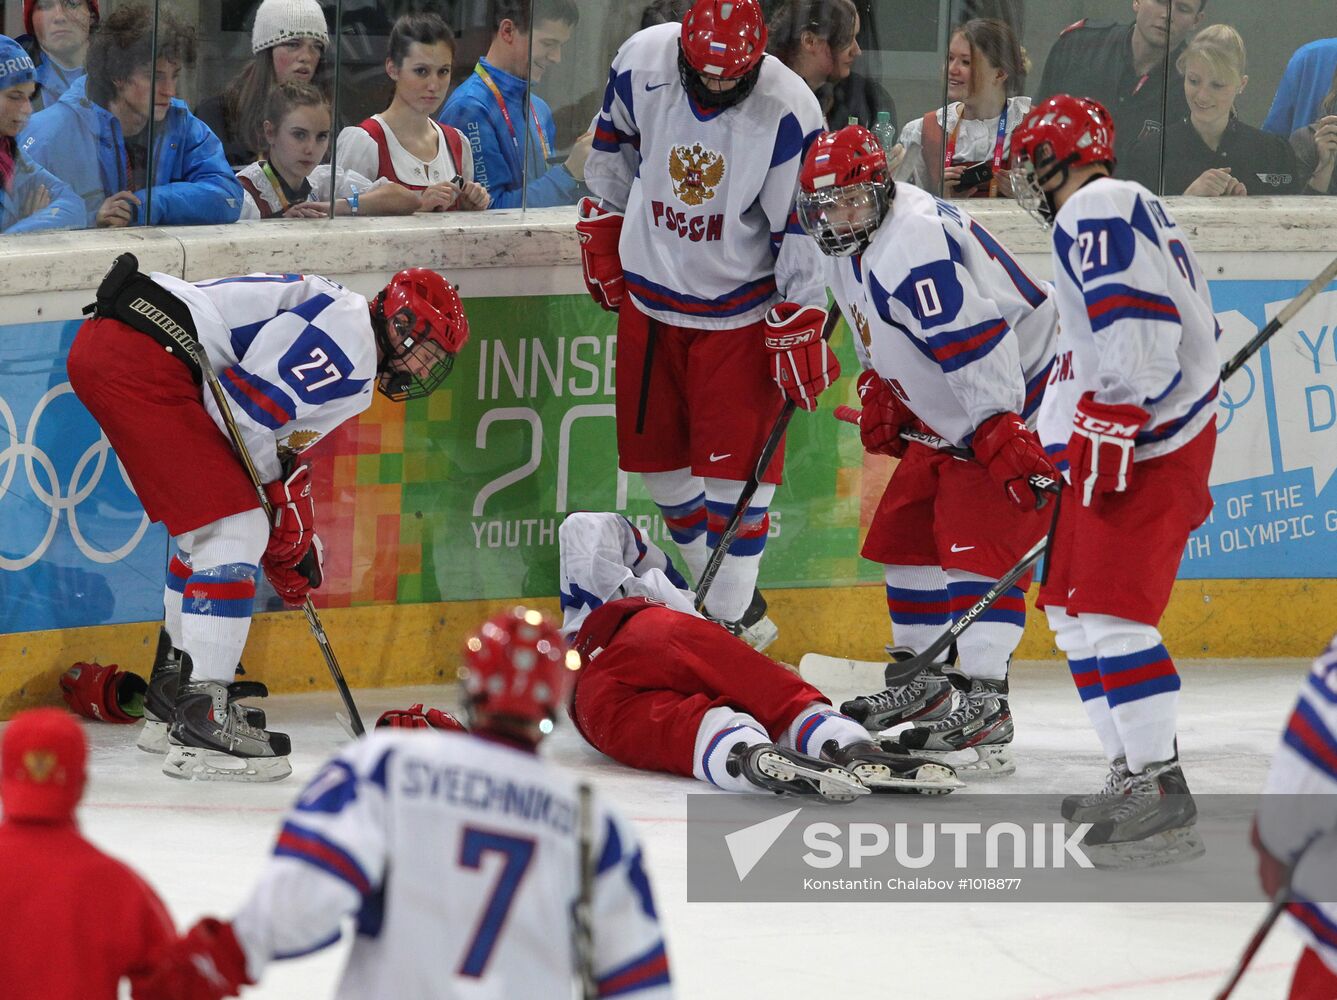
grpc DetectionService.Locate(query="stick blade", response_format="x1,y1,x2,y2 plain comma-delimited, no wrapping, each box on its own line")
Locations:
798,653,888,692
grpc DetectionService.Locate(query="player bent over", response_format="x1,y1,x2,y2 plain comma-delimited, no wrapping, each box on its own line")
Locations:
577,0,840,650
1012,96,1218,864
796,126,1059,776
560,511,960,798
66,260,468,782
138,609,672,1000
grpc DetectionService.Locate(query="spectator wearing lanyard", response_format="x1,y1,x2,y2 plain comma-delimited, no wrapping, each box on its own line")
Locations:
895,18,1030,199
438,0,588,209
1035,0,1205,164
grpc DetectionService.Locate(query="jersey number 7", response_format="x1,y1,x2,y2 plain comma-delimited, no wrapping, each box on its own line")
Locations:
457,827,536,977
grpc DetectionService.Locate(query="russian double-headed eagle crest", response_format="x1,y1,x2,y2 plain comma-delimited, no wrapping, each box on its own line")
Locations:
668,143,726,206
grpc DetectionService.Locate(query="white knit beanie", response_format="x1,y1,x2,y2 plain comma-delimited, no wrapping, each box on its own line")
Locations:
252,0,329,55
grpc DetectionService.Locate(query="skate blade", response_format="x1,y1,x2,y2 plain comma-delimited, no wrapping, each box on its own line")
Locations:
162,745,292,783
799,653,886,692
757,753,871,802
851,761,964,795
1084,827,1206,870
902,744,1016,779
136,719,169,755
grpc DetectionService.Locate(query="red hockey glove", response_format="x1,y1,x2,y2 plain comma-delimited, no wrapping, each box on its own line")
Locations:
855,370,914,459
575,196,625,312
262,463,316,566
764,303,840,411
1250,819,1287,900
972,411,1059,512
59,661,147,723
1067,392,1150,507
137,918,252,1000
376,703,468,731
262,535,323,606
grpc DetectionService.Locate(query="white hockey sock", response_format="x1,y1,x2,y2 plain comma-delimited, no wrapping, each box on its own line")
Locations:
783,703,866,756
946,569,1025,682
641,469,709,583
699,478,775,622
1046,606,1124,762
693,706,770,793
163,549,192,649
1081,614,1181,773
883,564,950,655
179,509,268,685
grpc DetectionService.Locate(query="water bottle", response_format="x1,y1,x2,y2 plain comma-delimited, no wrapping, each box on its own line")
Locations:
871,110,897,157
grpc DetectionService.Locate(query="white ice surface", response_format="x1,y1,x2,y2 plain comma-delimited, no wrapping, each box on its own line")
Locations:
49,659,1316,999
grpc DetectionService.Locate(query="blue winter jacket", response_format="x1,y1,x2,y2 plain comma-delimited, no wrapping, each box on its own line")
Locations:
438,57,580,209
1,145,84,233
14,36,85,113
19,76,243,227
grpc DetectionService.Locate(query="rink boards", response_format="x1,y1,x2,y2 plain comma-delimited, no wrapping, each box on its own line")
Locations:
0,203,1334,715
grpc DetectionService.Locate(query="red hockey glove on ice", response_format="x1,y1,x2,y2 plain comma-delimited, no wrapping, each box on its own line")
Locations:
972,411,1059,512
1067,392,1149,507
262,535,323,606
575,196,625,311
764,303,840,411
59,661,147,723
855,370,914,459
376,703,468,731
262,463,316,566
137,918,252,1000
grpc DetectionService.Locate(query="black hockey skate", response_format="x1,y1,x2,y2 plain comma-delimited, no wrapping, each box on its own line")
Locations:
1061,756,1131,821
840,652,955,731
1080,757,1205,869
821,739,963,794
896,673,1015,777
726,742,869,802
710,588,778,653
164,680,291,782
137,629,263,754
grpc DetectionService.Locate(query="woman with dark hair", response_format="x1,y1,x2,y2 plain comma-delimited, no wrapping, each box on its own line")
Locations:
896,17,1030,198
336,12,487,212
196,0,331,168
1291,65,1337,195
0,34,82,231
767,0,894,130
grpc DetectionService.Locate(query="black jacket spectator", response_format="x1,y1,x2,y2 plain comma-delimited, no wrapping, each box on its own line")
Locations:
1125,116,1303,195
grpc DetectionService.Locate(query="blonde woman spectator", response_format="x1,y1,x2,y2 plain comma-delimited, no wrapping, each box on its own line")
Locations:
336,12,487,212
895,18,1029,198
1289,64,1337,195
1124,25,1301,195
238,82,419,220
197,0,330,168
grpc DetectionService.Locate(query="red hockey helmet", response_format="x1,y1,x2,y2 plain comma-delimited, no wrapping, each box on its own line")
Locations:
1010,94,1116,226
459,607,581,737
678,0,767,109
797,125,893,257
372,268,469,401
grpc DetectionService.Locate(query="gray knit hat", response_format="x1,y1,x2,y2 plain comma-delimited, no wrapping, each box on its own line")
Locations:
252,0,329,55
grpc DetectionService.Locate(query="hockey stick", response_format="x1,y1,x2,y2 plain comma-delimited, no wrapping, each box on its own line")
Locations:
1220,252,1337,381
692,307,842,612
573,782,598,1000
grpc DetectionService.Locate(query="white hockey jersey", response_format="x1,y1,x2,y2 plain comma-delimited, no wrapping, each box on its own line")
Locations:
1257,638,1337,972
231,730,672,999
150,272,378,483
1038,177,1220,464
828,182,1057,447
585,22,828,330
558,511,698,640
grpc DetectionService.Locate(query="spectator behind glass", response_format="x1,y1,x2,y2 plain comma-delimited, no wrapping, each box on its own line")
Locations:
438,0,589,209
641,0,692,29
767,0,896,133
0,34,81,232
1290,66,1337,195
17,0,98,112
196,0,329,168
1263,37,1337,138
1123,25,1302,196
896,18,1030,199
19,3,243,228
336,13,488,212
1037,0,1204,164
238,81,420,220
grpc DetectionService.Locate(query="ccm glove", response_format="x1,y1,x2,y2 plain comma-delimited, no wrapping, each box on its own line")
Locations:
262,535,323,606
262,463,316,566
1067,391,1149,506
575,196,625,311
376,703,467,731
973,411,1060,512
856,369,914,459
59,661,147,723
764,303,840,411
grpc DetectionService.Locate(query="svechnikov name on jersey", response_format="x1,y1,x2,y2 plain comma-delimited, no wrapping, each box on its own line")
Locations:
399,754,578,835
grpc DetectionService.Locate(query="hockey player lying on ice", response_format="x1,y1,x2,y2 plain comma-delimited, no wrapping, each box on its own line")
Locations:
559,511,961,799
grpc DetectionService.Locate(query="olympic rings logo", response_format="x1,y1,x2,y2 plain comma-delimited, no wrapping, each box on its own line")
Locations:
1215,358,1255,435
0,382,150,571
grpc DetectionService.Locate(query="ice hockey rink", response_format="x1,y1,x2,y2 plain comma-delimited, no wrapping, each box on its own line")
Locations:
67,657,1313,1000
